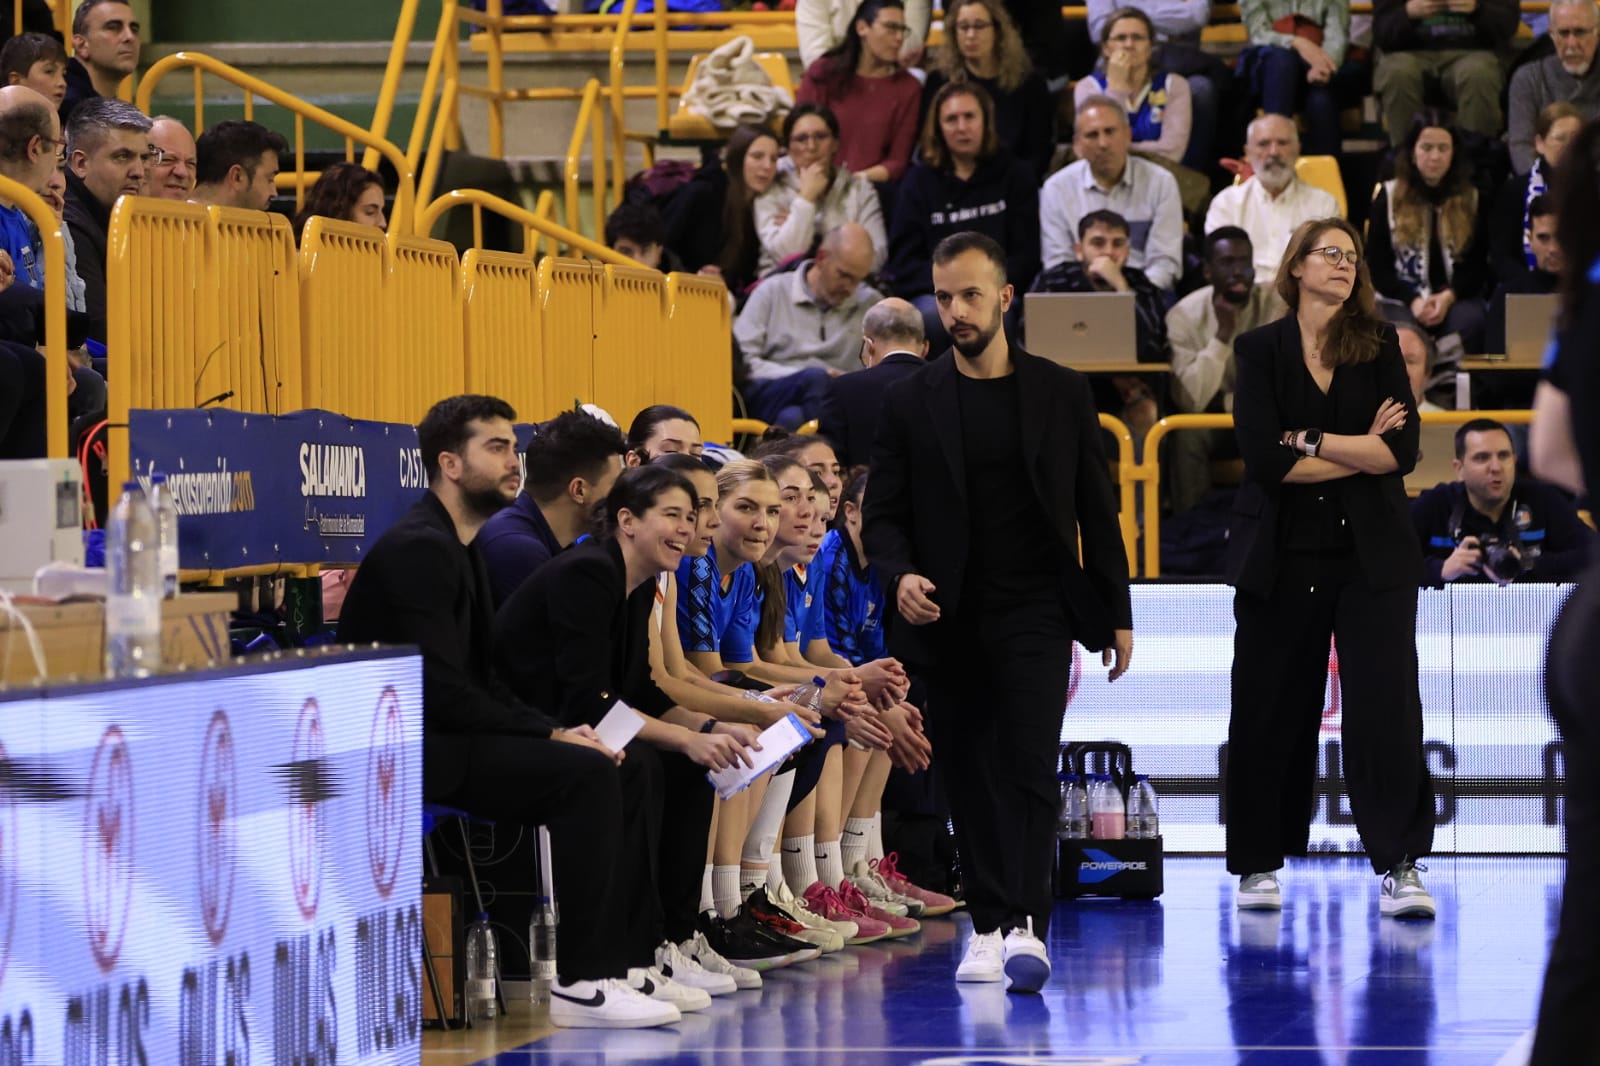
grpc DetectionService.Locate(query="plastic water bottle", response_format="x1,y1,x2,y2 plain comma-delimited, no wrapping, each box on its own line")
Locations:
104,481,162,678
787,675,827,712
464,913,498,1023
1058,774,1089,838
1126,775,1160,839
529,827,558,1012
147,473,179,599
1089,774,1126,840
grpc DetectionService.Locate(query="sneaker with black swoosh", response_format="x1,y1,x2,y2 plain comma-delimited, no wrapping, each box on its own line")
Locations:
548,977,681,1029
627,965,712,1011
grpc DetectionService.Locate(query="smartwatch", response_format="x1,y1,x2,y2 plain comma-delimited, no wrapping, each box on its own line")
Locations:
1302,428,1323,458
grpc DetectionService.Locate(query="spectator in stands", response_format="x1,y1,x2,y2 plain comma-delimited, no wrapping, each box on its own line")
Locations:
755,103,887,275
887,81,1038,348
1236,0,1362,157
1493,102,1580,285
796,0,924,186
1074,8,1192,166
337,394,678,1030
797,0,929,68
477,408,629,607
1366,111,1489,352
1487,193,1561,351
735,223,883,430
921,0,1056,182
1166,226,1289,512
816,296,927,466
1395,319,1445,410
0,85,60,287
62,0,139,126
1040,96,1182,291
1411,417,1595,583
1371,0,1518,144
64,96,149,341
663,124,780,295
41,146,88,318
1508,0,1600,174
625,404,704,466
1,32,66,109
290,161,384,239
1205,114,1340,285
605,201,682,272
145,115,196,202
191,120,287,212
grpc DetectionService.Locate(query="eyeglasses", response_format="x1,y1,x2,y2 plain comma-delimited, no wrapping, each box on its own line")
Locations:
1308,246,1360,266
954,19,993,33
1553,25,1597,39
147,146,197,170
791,132,834,146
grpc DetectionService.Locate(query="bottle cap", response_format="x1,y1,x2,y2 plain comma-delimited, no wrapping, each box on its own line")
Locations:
150,473,167,484
122,480,140,491
812,675,826,688
476,911,490,921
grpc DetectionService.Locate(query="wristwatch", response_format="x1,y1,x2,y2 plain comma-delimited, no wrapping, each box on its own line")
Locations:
1301,428,1323,458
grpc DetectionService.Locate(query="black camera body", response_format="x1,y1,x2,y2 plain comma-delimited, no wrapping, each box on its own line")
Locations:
1477,533,1524,584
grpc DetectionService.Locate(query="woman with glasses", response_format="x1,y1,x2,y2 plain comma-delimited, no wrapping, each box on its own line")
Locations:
1224,217,1436,922
920,0,1055,183
797,0,928,68
796,0,923,188
754,102,888,275
1366,110,1490,353
1073,7,1191,166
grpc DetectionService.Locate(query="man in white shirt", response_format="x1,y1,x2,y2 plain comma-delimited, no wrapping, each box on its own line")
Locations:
1203,114,1340,284
1039,96,1183,291
1165,226,1287,512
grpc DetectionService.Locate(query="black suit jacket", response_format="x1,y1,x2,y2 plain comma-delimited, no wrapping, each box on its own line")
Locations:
1225,315,1423,596
816,351,925,467
861,345,1133,664
337,492,561,799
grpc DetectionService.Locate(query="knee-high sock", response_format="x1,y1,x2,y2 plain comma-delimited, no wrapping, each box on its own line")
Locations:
741,770,796,892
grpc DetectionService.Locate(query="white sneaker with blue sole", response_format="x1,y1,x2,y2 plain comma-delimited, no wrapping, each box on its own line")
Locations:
1002,918,1050,993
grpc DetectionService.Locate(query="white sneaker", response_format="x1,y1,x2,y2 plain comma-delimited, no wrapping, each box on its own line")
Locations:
772,876,857,945
1379,861,1437,919
846,859,923,918
549,977,681,1029
683,930,762,990
1236,871,1283,911
654,939,737,996
1002,918,1050,993
955,930,1004,982
627,965,712,1012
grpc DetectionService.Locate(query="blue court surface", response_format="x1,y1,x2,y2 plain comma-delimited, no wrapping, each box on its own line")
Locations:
468,856,1553,1064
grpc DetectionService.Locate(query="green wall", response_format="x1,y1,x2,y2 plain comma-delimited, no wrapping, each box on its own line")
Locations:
153,0,431,43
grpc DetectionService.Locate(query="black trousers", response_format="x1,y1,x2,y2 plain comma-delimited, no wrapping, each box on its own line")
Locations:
617,739,715,962
1227,550,1435,875
432,735,627,982
924,600,1074,938
1532,565,1600,1064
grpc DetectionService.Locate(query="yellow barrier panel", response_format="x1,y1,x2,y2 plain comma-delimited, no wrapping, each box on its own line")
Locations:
0,175,67,460
299,217,390,420
595,263,665,426
1098,413,1138,576
663,273,733,444
463,249,544,419
206,207,304,416
387,234,467,426
1137,409,1536,579
538,257,600,412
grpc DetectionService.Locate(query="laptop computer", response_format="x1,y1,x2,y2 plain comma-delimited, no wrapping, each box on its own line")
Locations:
1405,422,1458,497
1503,293,1558,364
1023,291,1137,368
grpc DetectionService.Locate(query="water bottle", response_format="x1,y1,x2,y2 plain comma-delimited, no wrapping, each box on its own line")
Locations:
1057,774,1088,838
104,481,162,678
529,827,557,1011
464,913,498,1023
1089,774,1126,840
787,675,827,712
147,473,179,599
1126,775,1160,839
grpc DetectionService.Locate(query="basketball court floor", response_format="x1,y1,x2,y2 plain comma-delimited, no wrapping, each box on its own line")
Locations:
422,855,1555,1064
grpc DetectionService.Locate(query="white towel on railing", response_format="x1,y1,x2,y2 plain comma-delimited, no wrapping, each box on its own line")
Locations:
682,35,792,128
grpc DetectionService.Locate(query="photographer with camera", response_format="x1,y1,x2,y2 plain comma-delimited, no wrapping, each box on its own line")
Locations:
1410,417,1595,586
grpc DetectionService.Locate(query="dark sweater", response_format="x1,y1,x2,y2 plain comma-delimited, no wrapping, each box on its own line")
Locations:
62,168,110,343
1410,477,1594,585
921,69,1058,184
886,153,1040,299
1372,0,1519,51
1366,183,1490,305
662,163,760,293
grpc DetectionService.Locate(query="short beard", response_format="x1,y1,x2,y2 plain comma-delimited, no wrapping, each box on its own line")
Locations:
951,317,1002,360
461,483,514,520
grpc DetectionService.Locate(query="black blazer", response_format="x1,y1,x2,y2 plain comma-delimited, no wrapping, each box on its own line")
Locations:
816,351,925,467
861,346,1133,663
338,492,561,799
493,537,674,729
1225,315,1423,596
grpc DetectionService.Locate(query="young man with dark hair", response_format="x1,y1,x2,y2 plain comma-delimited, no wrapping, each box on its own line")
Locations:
64,96,150,340
864,230,1133,994
62,0,139,125
477,408,630,606
337,394,680,1030
192,119,288,212
605,201,683,272
1,32,67,109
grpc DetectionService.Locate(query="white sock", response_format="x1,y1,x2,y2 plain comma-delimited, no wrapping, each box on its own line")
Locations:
742,771,795,869
782,834,819,893
868,810,886,864
700,863,715,914
767,849,785,894
815,838,845,889
713,864,743,919
842,816,874,871
739,862,767,900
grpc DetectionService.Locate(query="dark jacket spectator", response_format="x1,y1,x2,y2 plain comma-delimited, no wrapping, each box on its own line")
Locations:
662,125,782,296
887,152,1039,300
1411,477,1594,585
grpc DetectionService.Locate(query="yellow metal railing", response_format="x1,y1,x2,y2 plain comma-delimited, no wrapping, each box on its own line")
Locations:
14,0,68,40
566,78,610,240
0,174,67,458
463,249,542,418
664,273,733,444
539,257,600,412
205,206,304,416
388,233,467,425
595,262,665,425
418,187,637,264
136,51,417,231
299,217,391,420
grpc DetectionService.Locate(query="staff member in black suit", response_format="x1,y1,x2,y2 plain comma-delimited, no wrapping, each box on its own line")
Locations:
815,296,928,467
338,394,679,1030
1225,218,1437,920
863,231,1133,994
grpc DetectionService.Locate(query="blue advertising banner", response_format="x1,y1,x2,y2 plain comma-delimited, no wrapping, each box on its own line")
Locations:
129,409,539,570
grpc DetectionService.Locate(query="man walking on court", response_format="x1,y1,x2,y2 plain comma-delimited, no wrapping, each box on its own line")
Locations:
863,231,1134,993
